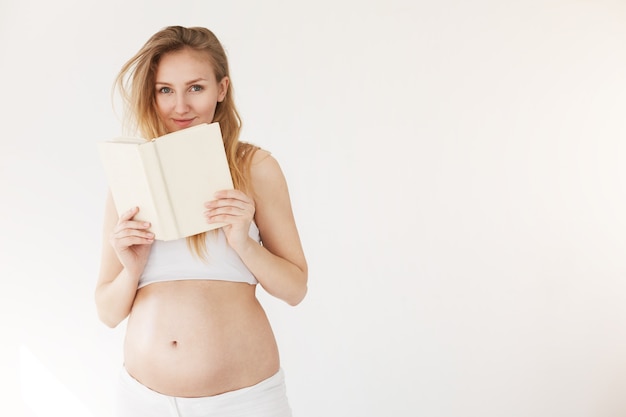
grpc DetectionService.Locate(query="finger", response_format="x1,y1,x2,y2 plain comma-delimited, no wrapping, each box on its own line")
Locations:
205,198,254,211
213,189,245,199
116,235,154,248
212,190,254,205
204,199,243,210
112,226,154,242
119,206,140,221
115,227,154,239
114,220,152,234
205,213,235,224
205,213,254,227
204,205,253,219
111,231,154,248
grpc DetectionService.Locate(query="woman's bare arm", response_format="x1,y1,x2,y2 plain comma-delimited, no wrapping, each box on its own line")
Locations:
94,192,154,327
207,151,308,305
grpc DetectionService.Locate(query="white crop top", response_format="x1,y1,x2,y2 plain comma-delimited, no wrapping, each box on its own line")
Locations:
138,222,261,289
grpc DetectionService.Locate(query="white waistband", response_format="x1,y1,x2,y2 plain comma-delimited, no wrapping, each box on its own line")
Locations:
116,366,292,417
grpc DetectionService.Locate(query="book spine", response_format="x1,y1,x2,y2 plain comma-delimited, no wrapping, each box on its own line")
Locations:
142,141,179,240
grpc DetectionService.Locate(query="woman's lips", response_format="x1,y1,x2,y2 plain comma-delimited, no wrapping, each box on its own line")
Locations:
172,118,195,128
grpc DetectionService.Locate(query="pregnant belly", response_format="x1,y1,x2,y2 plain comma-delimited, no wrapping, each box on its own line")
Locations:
123,280,280,397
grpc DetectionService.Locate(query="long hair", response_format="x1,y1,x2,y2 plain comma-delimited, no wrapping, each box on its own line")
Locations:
114,26,257,259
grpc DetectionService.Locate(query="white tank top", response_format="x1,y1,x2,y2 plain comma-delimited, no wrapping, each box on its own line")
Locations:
138,222,260,288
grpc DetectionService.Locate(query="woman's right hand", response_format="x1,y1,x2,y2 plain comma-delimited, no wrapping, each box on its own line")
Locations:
109,206,154,275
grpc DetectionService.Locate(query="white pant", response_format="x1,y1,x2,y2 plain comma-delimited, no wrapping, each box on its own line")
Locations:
115,366,293,417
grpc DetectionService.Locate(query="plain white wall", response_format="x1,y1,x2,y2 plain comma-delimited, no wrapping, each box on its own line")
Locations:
3,0,626,416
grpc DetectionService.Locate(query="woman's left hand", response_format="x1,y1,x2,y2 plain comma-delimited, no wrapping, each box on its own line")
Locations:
204,189,255,251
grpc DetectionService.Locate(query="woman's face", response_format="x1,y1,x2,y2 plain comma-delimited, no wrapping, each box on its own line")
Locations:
154,48,229,133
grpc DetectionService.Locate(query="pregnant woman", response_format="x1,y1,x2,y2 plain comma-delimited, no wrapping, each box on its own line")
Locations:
95,25,307,417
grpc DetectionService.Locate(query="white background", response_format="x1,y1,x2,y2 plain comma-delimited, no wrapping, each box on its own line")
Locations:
2,1,626,416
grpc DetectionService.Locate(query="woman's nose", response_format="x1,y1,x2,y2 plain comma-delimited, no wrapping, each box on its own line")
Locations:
174,95,190,114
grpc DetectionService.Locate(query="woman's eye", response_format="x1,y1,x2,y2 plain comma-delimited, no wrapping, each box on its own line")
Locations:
158,87,172,94
190,85,203,92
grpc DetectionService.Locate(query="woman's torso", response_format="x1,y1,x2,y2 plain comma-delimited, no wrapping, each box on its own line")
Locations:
123,227,279,398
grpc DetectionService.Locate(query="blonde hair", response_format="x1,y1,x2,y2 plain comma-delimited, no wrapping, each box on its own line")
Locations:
114,26,257,258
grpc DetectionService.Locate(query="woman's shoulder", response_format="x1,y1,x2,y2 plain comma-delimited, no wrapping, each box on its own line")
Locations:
238,141,268,162
244,146,287,190
250,148,273,165
237,140,274,168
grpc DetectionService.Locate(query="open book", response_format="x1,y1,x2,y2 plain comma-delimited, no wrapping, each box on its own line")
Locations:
97,122,233,241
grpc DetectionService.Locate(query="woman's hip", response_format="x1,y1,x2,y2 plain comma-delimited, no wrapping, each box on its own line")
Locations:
115,365,293,417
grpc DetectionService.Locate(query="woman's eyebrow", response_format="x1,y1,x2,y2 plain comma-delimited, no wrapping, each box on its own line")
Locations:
155,78,208,86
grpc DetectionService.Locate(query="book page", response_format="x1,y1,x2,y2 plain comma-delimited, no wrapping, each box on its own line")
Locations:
97,142,163,236
138,142,179,240
110,138,146,144
153,123,233,238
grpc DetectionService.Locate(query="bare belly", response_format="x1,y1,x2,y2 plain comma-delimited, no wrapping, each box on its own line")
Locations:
123,280,280,397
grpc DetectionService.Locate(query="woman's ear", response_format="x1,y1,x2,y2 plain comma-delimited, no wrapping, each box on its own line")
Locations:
217,76,230,102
